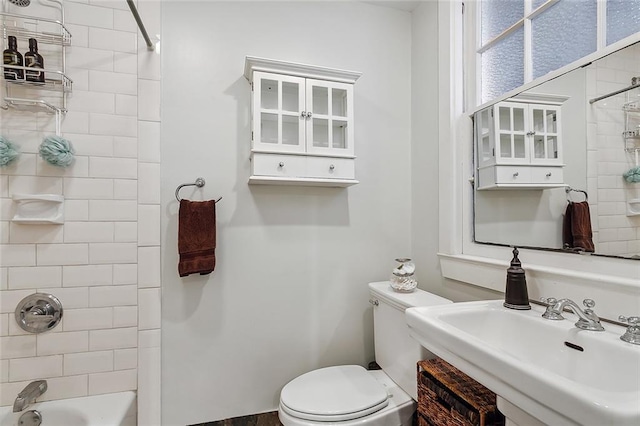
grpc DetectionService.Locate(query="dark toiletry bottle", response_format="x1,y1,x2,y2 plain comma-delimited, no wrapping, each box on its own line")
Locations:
3,36,24,80
503,247,531,310
24,38,44,83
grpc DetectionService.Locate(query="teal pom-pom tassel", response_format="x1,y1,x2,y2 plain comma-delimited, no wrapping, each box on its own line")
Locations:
39,135,75,168
623,166,640,183
0,136,20,167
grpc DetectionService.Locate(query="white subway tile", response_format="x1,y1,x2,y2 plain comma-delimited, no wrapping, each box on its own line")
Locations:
114,52,138,75
89,0,129,11
9,355,62,382
65,200,89,221
90,114,137,137
114,180,137,200
8,266,62,290
138,47,161,82
113,306,137,327
0,176,7,196
90,157,137,179
8,176,62,195
0,290,32,314
0,267,6,290
88,368,136,395
0,153,37,176
0,222,7,244
89,242,137,264
64,350,113,375
138,205,160,247
65,134,114,157
38,375,88,402
67,69,89,92
64,178,114,200
89,327,136,351
66,24,89,47
0,200,12,221
113,9,137,33
89,284,137,307
114,222,137,242
63,307,112,331
89,71,137,95
137,247,160,288
115,94,137,116
0,314,7,337
138,121,160,163
37,287,88,310
64,222,114,243
0,245,35,267
0,335,36,359
0,360,7,382
61,111,90,134
66,3,114,29
138,288,160,330
37,331,89,356
113,137,138,158
37,244,88,266
137,347,160,426
137,1,161,38
114,348,137,370
63,265,112,287
9,223,63,244
68,91,115,114
138,329,160,348
36,156,90,178
89,27,137,53
138,80,161,121
113,264,137,285
89,200,137,221
138,163,160,204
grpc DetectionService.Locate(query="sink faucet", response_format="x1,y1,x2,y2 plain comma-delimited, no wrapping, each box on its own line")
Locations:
13,380,47,412
541,298,605,331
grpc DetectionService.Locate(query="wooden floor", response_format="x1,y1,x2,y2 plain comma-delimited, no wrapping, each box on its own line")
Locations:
191,411,282,426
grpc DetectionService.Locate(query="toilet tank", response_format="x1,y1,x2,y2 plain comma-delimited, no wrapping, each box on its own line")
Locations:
368,281,452,400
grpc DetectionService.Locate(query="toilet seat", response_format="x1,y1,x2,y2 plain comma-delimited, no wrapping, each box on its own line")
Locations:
280,365,389,422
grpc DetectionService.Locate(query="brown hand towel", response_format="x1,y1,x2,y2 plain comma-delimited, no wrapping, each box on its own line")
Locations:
563,201,595,252
562,202,574,249
178,199,216,277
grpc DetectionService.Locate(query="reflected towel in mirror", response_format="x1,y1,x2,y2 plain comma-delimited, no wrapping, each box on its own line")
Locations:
562,201,595,252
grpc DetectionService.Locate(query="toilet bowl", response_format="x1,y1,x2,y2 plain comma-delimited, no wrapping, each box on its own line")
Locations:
278,282,452,426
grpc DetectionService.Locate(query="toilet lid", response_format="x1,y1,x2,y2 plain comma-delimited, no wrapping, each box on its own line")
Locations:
280,365,389,422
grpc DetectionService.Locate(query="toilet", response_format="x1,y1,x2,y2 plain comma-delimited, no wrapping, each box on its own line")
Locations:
278,281,452,426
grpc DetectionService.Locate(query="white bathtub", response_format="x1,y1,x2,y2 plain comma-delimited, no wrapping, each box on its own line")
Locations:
0,391,136,426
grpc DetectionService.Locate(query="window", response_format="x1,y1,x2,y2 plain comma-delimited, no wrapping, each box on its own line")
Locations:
476,0,640,104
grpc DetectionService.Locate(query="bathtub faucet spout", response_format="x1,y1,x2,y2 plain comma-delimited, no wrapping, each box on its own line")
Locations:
13,380,47,412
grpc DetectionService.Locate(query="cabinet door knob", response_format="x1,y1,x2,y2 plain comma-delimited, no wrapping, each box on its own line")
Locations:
329,164,335,170
307,112,312,119
278,162,284,168
301,111,307,118
546,172,552,177
513,172,519,177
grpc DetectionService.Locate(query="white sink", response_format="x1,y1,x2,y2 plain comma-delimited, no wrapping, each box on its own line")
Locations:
406,300,640,426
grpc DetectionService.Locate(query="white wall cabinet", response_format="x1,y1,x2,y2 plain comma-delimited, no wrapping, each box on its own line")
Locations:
244,56,361,187
475,99,565,190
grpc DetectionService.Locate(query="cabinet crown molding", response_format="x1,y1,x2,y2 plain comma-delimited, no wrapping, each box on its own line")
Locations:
244,56,362,84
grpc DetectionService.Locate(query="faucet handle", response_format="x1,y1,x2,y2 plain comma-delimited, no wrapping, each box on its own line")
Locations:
540,297,557,305
618,316,640,345
582,299,596,309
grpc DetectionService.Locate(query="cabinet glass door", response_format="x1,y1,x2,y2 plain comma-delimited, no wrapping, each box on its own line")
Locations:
253,72,305,153
530,105,561,163
476,108,493,167
306,79,354,156
494,102,528,163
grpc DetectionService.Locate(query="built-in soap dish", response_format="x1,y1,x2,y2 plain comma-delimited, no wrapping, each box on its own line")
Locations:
627,198,640,217
12,194,64,224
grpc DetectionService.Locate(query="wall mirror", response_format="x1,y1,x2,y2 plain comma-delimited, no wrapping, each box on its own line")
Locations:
473,41,640,260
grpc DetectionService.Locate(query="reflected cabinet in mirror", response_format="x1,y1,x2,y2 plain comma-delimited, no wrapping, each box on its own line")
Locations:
474,42,640,260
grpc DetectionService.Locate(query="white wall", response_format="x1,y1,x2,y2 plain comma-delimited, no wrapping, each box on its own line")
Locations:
161,2,414,423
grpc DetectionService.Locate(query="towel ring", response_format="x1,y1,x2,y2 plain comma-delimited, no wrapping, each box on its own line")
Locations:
175,178,222,203
565,187,588,202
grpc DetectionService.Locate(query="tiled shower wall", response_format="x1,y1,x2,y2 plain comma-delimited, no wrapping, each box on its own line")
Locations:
0,0,161,423
588,43,640,258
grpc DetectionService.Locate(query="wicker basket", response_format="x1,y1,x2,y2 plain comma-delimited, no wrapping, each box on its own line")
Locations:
417,359,504,426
